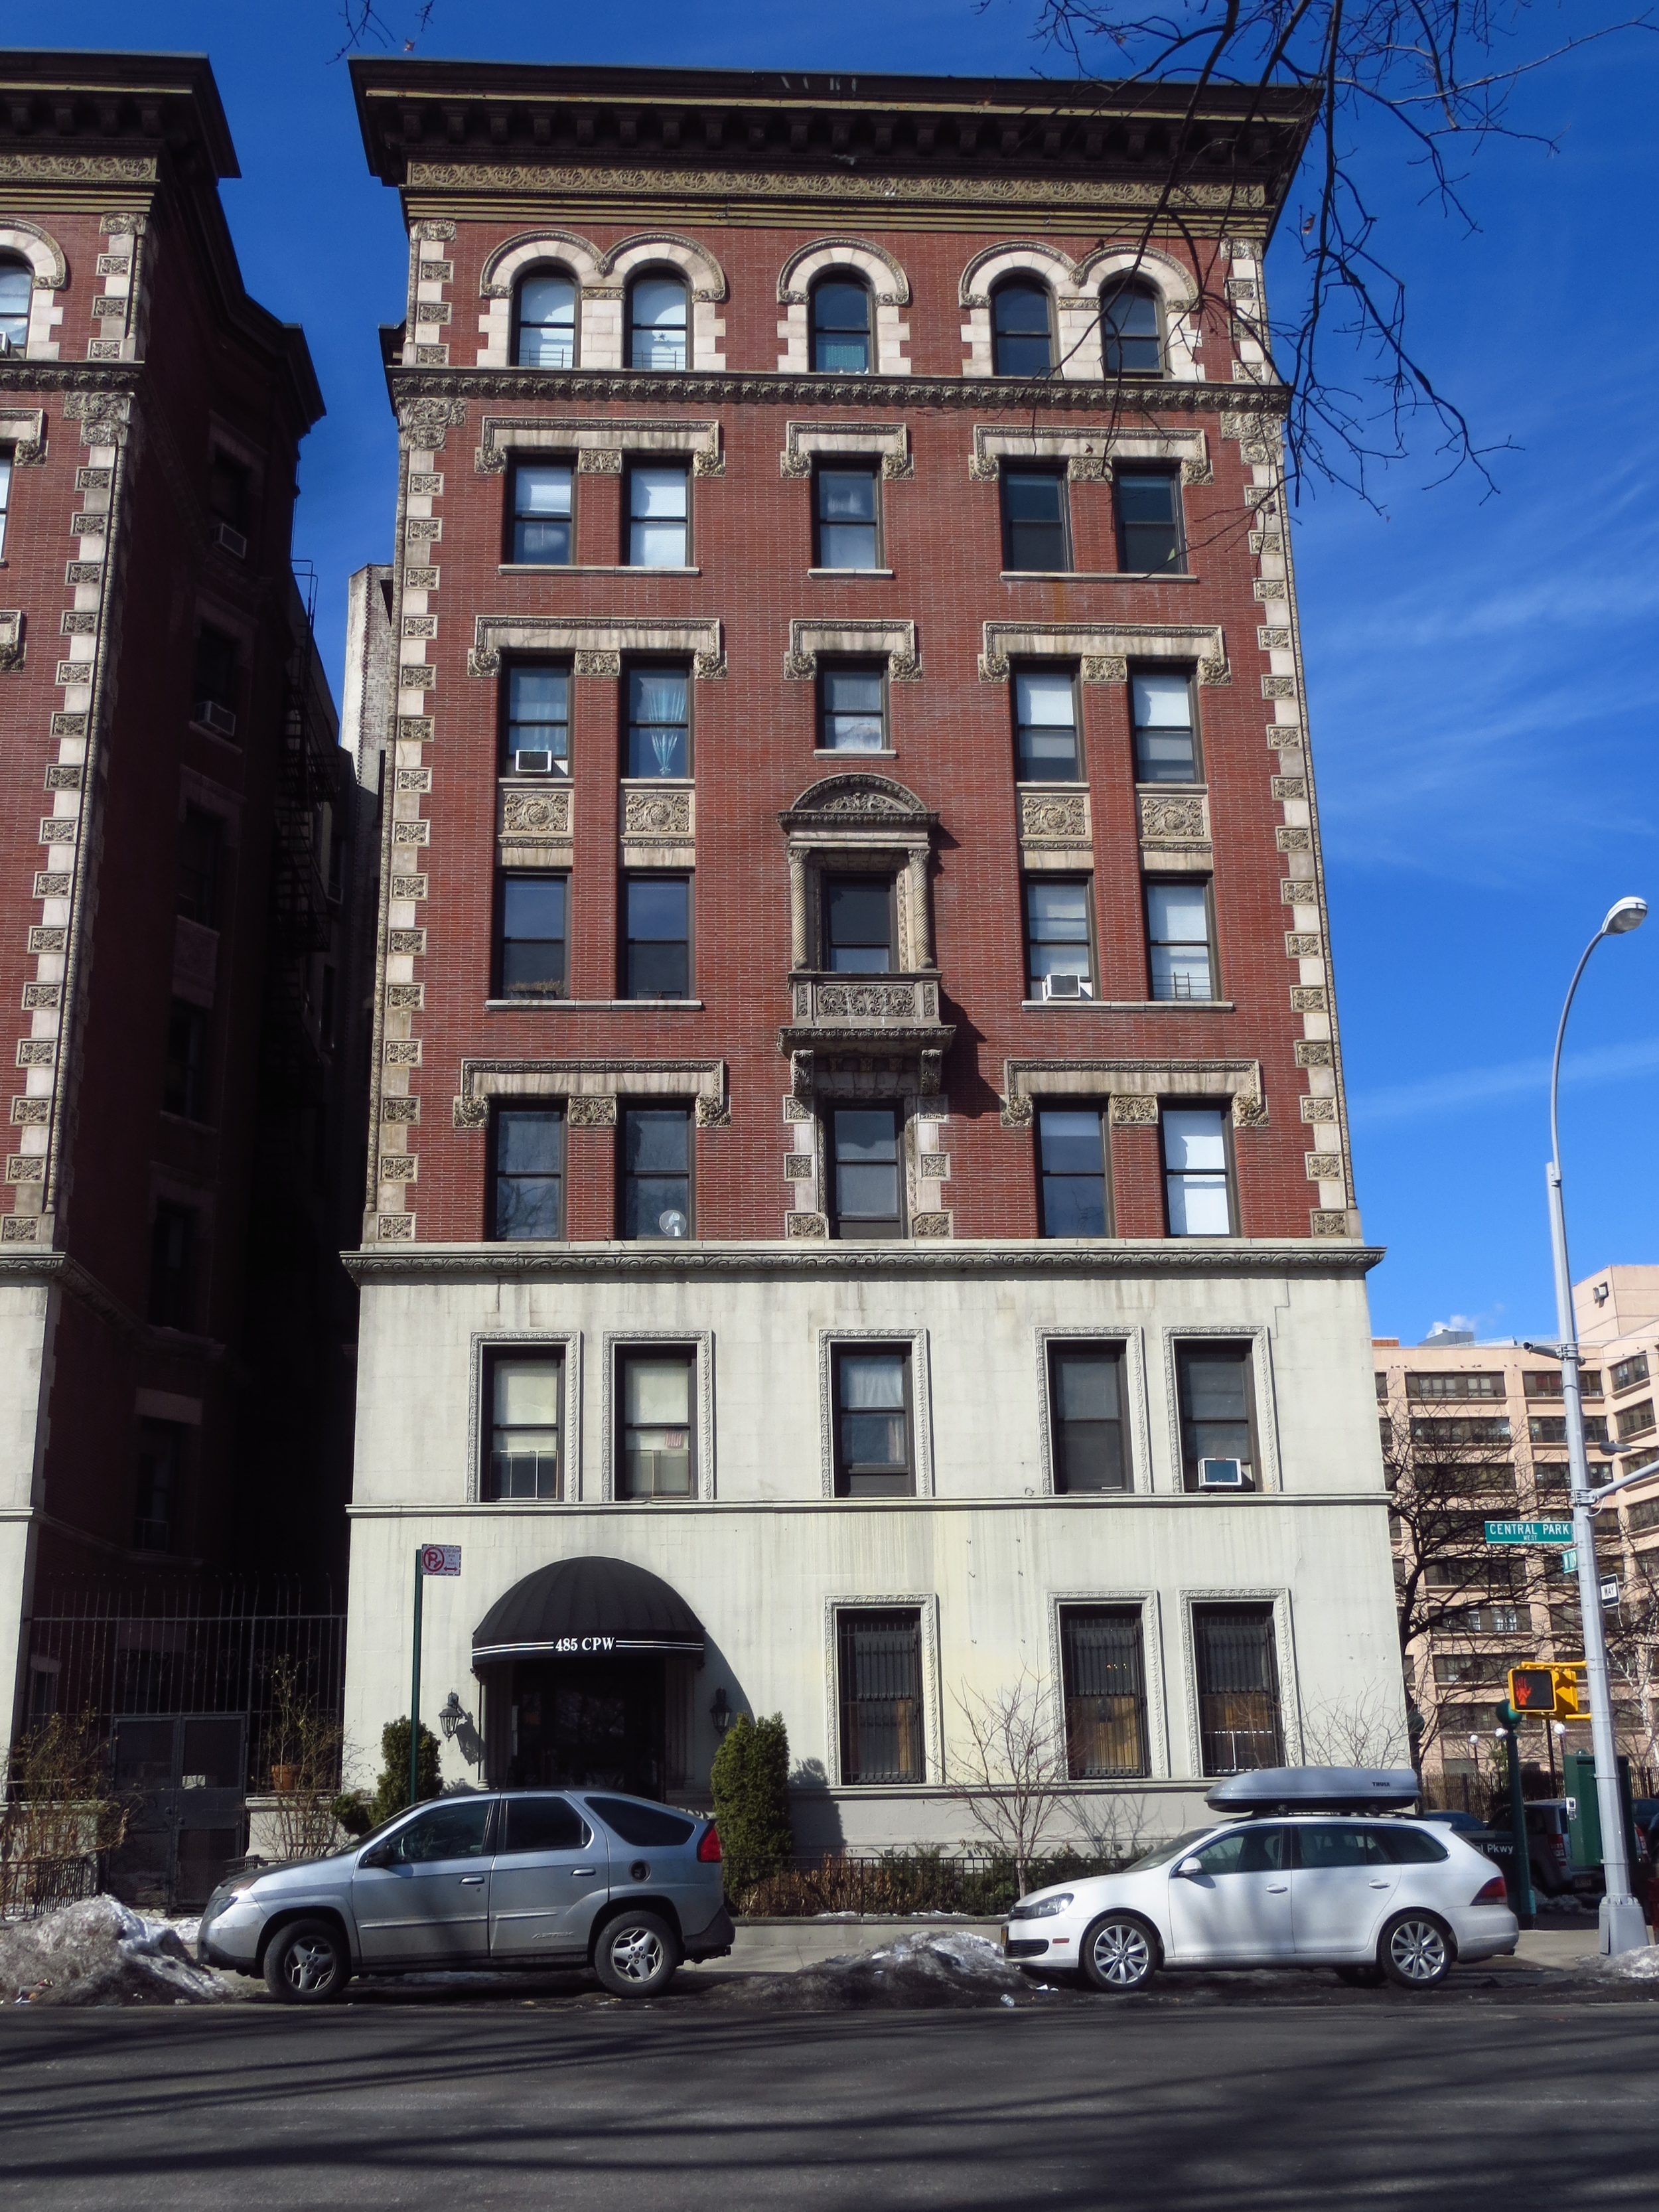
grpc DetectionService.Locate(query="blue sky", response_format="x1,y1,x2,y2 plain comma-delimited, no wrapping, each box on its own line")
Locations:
16,3,1658,1340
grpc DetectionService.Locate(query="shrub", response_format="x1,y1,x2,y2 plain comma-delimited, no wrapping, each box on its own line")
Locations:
332,1791,374,1838
370,1719,441,1826
709,1712,793,1902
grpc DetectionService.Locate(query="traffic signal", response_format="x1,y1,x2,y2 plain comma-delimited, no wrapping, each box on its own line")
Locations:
1551,1662,1584,1717
1508,1665,1557,1714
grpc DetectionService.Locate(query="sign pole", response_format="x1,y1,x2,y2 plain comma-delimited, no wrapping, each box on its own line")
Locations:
409,1546,425,1812
1495,1703,1536,1928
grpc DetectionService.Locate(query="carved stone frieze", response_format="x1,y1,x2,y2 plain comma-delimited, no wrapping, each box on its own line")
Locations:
786,1211,829,1239
1020,791,1089,843
815,982,918,1019
1271,776,1307,801
390,875,428,901
578,447,624,474
784,619,920,683
392,819,430,846
918,1152,950,1179
911,1213,952,1238
1232,1092,1270,1132
1291,986,1327,1012
384,1039,422,1066
1284,932,1322,957
398,396,469,446
389,930,427,956
376,1213,415,1240
453,1094,489,1129
11,1097,49,1124
1262,674,1297,700
622,789,691,838
784,1151,814,1179
1294,1042,1334,1069
1310,1211,1351,1237
501,788,571,838
575,648,622,678
396,765,433,792
1275,826,1312,853
1000,1094,1035,1130
64,391,133,445
1109,1095,1159,1127
1299,1095,1337,1122
1305,1153,1342,1180
567,1095,618,1128
980,621,1228,687
0,613,23,672
694,1094,732,1129
384,1096,421,1122
1138,793,1207,842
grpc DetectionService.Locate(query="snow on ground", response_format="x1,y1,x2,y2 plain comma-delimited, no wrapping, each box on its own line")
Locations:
1,1895,230,2007
1573,1944,1659,1981
705,1929,1061,2010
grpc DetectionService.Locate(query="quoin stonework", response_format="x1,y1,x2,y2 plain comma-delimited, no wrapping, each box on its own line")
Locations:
341,58,1400,1847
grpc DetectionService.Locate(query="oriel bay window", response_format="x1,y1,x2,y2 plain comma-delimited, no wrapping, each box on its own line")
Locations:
490,1106,564,1241
1163,1109,1233,1237
1037,1109,1110,1238
1192,1603,1285,1775
1014,668,1080,781
620,1106,691,1239
486,1352,563,1501
831,1108,903,1239
824,875,895,973
1025,879,1094,997
1116,468,1186,574
510,462,573,565
1145,881,1213,1001
495,875,566,999
1176,1342,1257,1489
1048,1344,1129,1491
832,1346,914,1495
626,463,689,567
1132,670,1198,782
819,665,886,753
1001,467,1070,572
626,667,689,777
622,875,691,999
814,466,881,569
504,664,570,773
1060,1607,1149,1775
837,1609,924,1783
618,1350,695,1499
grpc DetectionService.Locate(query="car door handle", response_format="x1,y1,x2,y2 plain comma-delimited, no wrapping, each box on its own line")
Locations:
1267,1883,1288,1893
459,1875,485,1886
1369,1879,1390,1889
571,1868,597,1878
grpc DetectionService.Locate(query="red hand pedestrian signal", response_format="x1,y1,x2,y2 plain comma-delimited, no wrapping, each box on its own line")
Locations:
1508,1666,1556,1714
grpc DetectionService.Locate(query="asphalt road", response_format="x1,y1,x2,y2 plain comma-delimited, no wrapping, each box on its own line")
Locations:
2,2001,1656,2211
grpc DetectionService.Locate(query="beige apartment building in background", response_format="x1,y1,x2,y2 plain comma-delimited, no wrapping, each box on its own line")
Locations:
1376,1263,1659,1803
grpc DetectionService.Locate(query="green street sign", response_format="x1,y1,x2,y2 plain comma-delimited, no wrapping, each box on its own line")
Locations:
1485,1518,1574,1546
1561,1547,1577,1573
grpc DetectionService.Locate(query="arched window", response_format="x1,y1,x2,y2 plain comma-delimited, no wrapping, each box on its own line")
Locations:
0,258,31,354
628,272,689,370
513,268,577,369
1100,282,1163,376
811,277,871,374
991,279,1053,376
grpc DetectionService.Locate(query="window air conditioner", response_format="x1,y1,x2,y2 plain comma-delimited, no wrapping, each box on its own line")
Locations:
0,334,13,358
1040,972,1092,1001
511,749,560,776
212,520,248,559
1197,1457,1248,1489
192,699,238,737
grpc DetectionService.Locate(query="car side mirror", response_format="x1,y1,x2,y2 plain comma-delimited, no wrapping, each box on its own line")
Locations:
358,1842,393,1870
1175,1857,1204,1880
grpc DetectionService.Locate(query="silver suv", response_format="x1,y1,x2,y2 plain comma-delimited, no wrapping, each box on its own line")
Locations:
198,1789,733,2004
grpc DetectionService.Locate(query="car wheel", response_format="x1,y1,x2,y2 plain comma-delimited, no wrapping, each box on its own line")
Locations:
1379,1911,1453,1990
263,1919,349,2006
1079,1913,1159,1994
593,1909,680,1999
1334,1963,1386,1988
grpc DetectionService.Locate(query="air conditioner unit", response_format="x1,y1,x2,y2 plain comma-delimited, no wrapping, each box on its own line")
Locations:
1040,972,1093,1001
192,699,237,738
510,749,561,776
1197,1457,1248,1489
211,519,248,559
0,333,13,358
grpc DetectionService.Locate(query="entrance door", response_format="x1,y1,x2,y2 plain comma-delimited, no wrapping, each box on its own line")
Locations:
1291,1822,1398,1958
489,1793,611,1961
352,1797,495,1966
507,1657,667,1797
1165,1824,1294,1962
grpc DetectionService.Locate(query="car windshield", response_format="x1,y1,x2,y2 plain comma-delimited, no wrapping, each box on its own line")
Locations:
350,1797,496,1855
1125,1826,1220,1872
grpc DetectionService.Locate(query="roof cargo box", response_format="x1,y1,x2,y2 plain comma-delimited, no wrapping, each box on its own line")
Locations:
1206,1766,1421,1814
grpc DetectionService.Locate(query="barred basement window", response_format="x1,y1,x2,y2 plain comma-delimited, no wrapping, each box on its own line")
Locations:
485,1352,563,1501
837,1609,924,1783
1060,1607,1148,1775
1192,1603,1283,1777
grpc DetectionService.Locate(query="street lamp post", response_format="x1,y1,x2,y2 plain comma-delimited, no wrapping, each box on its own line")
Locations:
1546,893,1648,1955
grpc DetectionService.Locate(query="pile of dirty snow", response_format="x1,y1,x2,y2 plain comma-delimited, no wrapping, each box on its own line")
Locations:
1573,1944,1659,1983
709,1929,1060,2010
1,1895,230,2007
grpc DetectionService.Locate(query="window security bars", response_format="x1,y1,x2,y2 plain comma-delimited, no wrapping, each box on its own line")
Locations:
837,1609,924,1782
1192,1603,1285,1776
1060,1607,1149,1775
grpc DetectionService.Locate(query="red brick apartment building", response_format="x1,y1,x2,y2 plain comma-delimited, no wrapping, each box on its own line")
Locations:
341,60,1399,1846
0,56,366,1770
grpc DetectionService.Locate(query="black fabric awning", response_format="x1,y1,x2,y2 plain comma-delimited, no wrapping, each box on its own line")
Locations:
472,1555,705,1664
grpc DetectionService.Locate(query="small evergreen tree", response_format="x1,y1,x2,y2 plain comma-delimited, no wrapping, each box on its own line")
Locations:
710,1712,794,1905
370,1718,442,1825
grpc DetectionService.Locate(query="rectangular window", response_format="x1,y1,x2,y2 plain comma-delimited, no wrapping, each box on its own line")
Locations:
1163,1108,1232,1236
163,1001,210,1122
0,449,12,557
1116,469,1186,574
1013,668,1080,781
831,1108,903,1240
1583,1371,1605,1398
814,465,881,568
510,463,573,566
1132,669,1198,782
176,806,222,926
832,1346,914,1497
1145,881,1213,1001
1025,877,1093,997
819,664,886,753
824,875,894,974
485,1352,563,1501
1061,1607,1148,1775
618,1350,695,1499
1037,1108,1110,1238
837,1609,924,1783
496,875,567,999
1613,1353,1650,1394
1001,467,1070,571
1522,1370,1563,1398
1048,1345,1128,1491
621,1106,691,1240
626,667,689,778
1193,1603,1284,1776
1617,1399,1655,1441
1528,1416,1567,1444
135,1420,184,1554
208,451,249,538
1176,1343,1256,1489
191,626,238,733
622,875,690,999
504,664,570,773
1407,1372,1504,1400
626,464,689,567
147,1203,195,1331
490,1106,564,1241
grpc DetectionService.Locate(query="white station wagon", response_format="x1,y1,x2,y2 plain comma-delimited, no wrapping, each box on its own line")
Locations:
1003,1768,1517,1992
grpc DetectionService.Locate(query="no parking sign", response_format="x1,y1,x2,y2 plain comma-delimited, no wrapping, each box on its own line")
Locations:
420,1544,461,1577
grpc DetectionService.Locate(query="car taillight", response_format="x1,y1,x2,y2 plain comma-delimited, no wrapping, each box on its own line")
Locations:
1472,1875,1508,1905
1550,1835,1569,1864
697,1823,722,1863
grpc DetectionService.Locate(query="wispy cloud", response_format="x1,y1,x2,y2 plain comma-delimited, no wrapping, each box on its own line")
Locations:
1348,1037,1659,1128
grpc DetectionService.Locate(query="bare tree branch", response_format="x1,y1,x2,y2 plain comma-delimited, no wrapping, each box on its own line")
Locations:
335,1,436,58
947,1669,1078,1893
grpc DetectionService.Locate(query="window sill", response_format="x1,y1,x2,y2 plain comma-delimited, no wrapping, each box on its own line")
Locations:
497,564,701,577
159,1109,219,1133
814,747,897,759
484,997,703,1011
1022,997,1234,1012
186,719,242,750
806,567,895,579
1000,571,1196,584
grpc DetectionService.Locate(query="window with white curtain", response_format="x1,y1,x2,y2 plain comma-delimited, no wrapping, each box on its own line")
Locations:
486,1353,563,1500
619,1351,695,1499
0,449,13,558
1145,881,1213,1001
626,667,689,777
1163,1108,1233,1236
628,274,689,370
0,259,31,354
626,464,689,565
832,1347,914,1495
514,270,577,368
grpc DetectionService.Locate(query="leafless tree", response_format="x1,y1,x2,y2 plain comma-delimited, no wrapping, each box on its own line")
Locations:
335,1,436,58
1601,1543,1659,1787
1299,1682,1410,1768
948,1669,1078,1893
